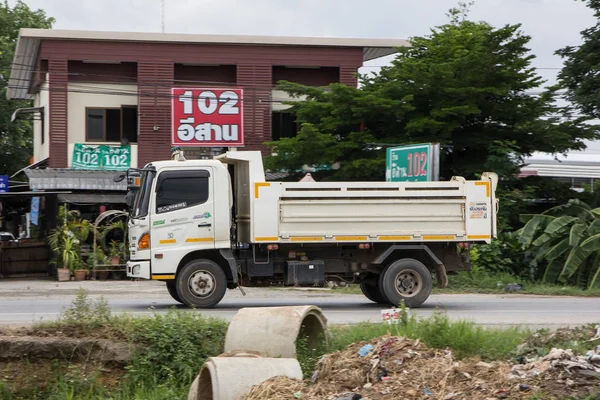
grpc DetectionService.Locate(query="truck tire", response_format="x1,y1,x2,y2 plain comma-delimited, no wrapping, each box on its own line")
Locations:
360,282,389,304
166,281,183,304
379,258,432,308
176,259,227,308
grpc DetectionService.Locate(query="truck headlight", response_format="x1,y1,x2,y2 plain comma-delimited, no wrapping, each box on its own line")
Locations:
132,264,141,275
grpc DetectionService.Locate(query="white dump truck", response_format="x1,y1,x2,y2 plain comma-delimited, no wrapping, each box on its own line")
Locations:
119,150,498,308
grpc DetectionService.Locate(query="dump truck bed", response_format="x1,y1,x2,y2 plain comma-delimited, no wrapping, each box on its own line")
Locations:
250,176,497,244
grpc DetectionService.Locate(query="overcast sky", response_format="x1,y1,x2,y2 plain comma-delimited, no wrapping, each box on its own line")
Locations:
21,0,600,156
24,0,596,85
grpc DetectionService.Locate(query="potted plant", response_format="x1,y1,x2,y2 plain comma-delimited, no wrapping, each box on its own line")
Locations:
73,258,86,281
109,240,123,265
48,206,93,282
51,235,79,281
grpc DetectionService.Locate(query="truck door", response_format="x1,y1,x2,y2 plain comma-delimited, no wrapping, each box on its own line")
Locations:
149,168,215,275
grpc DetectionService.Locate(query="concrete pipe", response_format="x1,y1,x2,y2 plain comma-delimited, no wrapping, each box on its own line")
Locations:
187,356,302,400
224,305,328,358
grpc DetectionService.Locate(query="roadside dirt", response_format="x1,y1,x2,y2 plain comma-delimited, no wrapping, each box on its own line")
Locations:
0,326,132,395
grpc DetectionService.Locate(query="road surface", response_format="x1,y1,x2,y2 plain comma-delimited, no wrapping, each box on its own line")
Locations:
0,280,598,328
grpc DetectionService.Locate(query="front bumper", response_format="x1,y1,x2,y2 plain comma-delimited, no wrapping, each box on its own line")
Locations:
126,260,151,280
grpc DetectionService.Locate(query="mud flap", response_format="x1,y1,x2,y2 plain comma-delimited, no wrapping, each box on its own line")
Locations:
435,263,449,288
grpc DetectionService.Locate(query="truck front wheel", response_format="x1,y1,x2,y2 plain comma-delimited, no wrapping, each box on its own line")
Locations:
176,259,227,308
379,258,432,308
360,282,389,304
166,281,183,304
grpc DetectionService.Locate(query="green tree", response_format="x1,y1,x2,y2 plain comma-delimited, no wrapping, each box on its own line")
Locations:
0,0,54,176
266,5,598,182
519,199,600,289
556,0,600,118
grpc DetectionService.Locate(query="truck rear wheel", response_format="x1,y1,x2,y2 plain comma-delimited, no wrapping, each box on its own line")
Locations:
360,282,389,304
379,258,432,308
176,259,227,308
166,281,183,304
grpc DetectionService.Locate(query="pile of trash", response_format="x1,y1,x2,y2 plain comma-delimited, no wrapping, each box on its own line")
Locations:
242,336,600,400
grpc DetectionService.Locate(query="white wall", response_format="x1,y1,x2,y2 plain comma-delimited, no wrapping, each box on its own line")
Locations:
271,89,306,112
67,83,139,167
33,79,50,164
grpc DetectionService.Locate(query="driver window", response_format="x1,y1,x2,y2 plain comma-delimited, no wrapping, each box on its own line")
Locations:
155,172,209,214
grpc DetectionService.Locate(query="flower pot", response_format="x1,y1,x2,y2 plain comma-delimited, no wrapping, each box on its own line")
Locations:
74,269,86,281
111,256,120,266
57,268,71,282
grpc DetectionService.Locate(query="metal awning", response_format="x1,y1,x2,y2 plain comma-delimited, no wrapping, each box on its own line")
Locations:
25,169,127,191
10,157,48,179
0,191,71,199
57,193,126,204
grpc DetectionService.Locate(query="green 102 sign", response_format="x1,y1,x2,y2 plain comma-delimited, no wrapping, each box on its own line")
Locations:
385,143,440,182
72,144,131,171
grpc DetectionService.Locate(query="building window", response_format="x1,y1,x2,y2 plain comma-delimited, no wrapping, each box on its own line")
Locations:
85,106,138,143
272,111,298,141
155,171,210,214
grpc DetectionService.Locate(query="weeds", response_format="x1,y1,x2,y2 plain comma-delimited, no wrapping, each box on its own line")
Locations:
329,308,529,361
121,310,227,384
2,289,226,400
296,331,328,379
60,288,112,329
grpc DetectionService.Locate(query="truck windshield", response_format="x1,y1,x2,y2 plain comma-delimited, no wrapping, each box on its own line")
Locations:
131,170,155,218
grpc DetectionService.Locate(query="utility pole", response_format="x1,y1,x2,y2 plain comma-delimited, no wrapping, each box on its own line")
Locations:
161,0,165,33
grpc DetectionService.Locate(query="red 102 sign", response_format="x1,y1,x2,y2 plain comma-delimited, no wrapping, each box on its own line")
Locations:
171,88,244,147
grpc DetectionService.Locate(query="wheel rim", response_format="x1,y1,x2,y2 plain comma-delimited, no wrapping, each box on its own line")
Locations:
394,269,422,298
188,270,216,298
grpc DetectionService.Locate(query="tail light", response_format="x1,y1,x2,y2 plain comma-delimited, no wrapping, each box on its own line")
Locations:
267,244,279,251
138,232,150,250
358,243,371,249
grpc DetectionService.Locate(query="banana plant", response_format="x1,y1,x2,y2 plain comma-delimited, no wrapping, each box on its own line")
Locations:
519,199,600,289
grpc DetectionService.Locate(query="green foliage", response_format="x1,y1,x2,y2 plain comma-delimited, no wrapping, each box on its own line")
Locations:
109,240,124,259
519,199,600,288
296,331,328,379
18,290,228,400
556,0,600,120
60,288,112,329
471,233,530,277
122,309,227,385
48,206,94,270
267,6,598,181
0,1,54,176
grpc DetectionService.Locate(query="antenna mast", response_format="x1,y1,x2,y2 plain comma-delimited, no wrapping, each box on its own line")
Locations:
161,0,165,33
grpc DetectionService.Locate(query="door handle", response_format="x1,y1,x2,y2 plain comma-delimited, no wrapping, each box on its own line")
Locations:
198,223,212,227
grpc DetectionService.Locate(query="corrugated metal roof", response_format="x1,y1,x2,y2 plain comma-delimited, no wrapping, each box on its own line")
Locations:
57,193,126,204
25,169,127,191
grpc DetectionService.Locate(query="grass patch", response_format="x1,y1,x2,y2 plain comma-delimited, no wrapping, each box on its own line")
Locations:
330,307,530,361
301,272,600,297
440,271,600,296
0,289,227,400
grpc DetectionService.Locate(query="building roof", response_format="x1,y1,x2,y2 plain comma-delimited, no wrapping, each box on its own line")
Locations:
8,28,409,99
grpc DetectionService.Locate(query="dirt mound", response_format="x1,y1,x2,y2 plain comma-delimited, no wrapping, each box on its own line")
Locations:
242,336,600,400
0,335,131,365
0,324,128,341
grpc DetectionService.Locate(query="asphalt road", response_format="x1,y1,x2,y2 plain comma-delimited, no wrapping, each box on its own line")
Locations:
0,280,598,328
